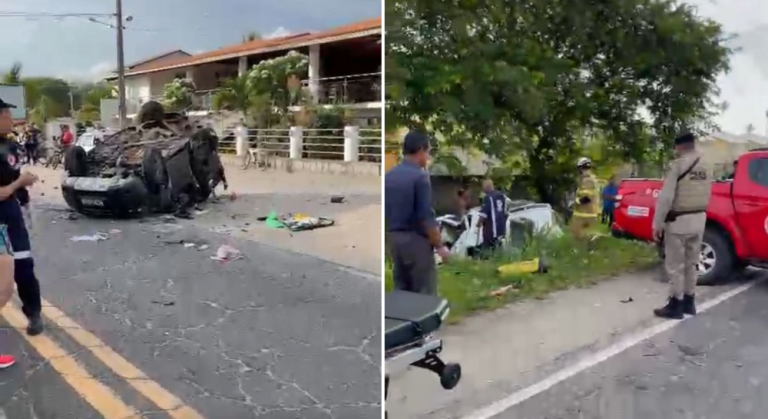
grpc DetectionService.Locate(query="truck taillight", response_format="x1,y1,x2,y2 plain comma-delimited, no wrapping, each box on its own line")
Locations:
614,194,623,208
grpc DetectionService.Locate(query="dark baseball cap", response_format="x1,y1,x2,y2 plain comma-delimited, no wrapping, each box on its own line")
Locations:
402,130,432,155
0,97,16,110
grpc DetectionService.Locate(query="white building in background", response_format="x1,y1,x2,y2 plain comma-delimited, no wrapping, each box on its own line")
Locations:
699,131,768,177
102,18,381,126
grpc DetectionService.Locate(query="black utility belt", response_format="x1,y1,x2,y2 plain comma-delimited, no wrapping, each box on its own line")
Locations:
665,210,705,223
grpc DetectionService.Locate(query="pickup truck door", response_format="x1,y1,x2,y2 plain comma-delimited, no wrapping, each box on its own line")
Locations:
732,155,768,260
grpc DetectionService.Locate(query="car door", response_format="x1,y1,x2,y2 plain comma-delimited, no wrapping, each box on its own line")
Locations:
732,155,768,260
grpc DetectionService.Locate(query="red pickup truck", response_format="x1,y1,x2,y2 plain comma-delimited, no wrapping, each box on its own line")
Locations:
611,149,768,285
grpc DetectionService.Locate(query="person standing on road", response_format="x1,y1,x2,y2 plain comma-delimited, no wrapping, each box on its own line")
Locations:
652,132,711,319
0,97,44,337
385,130,449,295
601,175,618,225
477,179,507,252
569,157,600,239
60,125,74,149
24,125,40,166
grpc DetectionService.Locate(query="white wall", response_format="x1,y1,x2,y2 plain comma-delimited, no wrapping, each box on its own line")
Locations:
125,76,151,104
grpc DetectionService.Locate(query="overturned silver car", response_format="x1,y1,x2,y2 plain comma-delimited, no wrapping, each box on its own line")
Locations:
61,101,226,217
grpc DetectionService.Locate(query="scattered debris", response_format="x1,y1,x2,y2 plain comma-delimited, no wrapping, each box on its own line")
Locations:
159,215,176,223
330,195,346,204
677,344,706,357
620,297,634,303
194,209,209,216
278,213,334,232
151,300,175,306
70,233,109,242
211,226,234,234
109,229,122,235
183,243,196,248
229,191,238,201
489,285,517,297
198,244,209,251
153,223,183,234
265,211,284,229
211,245,242,262
59,212,79,221
497,258,547,276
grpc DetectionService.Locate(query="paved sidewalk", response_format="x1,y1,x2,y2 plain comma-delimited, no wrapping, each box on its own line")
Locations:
386,268,762,418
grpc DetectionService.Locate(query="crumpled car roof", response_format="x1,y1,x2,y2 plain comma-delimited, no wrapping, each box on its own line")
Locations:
85,114,204,177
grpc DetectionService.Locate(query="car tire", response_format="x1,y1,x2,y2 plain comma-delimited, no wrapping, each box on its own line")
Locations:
64,146,88,177
142,147,169,195
697,227,735,286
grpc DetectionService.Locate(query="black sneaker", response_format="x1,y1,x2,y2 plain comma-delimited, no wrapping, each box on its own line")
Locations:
654,297,684,320
682,294,697,316
26,315,44,336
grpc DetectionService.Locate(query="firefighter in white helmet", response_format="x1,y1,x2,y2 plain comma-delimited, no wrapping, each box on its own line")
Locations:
569,157,599,239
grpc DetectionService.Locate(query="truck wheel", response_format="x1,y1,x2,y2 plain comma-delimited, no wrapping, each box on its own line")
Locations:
697,228,735,286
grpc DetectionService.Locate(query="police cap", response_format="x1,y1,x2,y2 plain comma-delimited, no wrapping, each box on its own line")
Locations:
0,97,16,110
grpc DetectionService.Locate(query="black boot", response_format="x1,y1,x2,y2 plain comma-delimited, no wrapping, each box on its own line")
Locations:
26,314,44,336
654,297,684,320
682,294,696,316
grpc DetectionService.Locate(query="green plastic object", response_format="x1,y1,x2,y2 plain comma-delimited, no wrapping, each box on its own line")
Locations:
265,211,284,229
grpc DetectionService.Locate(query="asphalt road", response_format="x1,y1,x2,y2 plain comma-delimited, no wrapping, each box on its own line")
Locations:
489,274,768,419
0,207,381,419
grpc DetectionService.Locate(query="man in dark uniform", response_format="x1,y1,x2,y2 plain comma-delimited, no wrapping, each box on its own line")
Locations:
477,179,507,252
0,97,44,336
385,130,449,295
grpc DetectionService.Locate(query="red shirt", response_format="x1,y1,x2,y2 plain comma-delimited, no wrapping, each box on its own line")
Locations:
61,131,74,146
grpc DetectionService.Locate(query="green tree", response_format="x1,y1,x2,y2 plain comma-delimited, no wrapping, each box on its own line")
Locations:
242,32,261,43
212,51,309,127
387,0,731,204
211,75,253,117
2,62,22,84
162,78,196,111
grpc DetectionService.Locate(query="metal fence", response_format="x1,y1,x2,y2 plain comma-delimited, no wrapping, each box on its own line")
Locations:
217,126,381,163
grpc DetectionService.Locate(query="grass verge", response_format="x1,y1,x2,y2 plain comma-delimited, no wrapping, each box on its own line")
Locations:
385,231,658,324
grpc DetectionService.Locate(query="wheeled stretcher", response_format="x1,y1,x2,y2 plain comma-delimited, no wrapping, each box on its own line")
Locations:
384,291,461,412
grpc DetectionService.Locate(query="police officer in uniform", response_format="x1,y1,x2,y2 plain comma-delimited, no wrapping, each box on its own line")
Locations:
569,157,600,239
0,97,44,335
653,132,711,319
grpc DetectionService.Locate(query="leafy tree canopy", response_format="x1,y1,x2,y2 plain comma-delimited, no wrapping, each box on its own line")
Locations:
387,0,732,204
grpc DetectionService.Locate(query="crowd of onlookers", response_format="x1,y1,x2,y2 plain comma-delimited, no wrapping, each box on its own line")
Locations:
4,124,75,166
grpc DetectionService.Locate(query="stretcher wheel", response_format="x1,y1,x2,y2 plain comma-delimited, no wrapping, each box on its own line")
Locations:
440,363,461,389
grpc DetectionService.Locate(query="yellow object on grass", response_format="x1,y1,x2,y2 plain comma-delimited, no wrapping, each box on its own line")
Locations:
497,258,545,276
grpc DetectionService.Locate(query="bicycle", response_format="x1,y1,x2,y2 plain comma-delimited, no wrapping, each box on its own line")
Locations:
240,147,269,171
45,145,65,170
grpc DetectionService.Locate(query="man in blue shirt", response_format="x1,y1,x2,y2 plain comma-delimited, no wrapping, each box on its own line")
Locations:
478,179,507,251
601,175,618,226
385,131,449,295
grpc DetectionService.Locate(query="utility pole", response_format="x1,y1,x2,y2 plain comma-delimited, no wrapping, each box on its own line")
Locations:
116,0,127,129
69,90,75,117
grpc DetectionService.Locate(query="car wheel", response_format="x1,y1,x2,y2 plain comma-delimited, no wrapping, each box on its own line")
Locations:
64,146,88,177
697,227,735,286
142,148,169,195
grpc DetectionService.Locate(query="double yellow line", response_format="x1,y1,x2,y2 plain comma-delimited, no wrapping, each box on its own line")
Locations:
2,299,205,419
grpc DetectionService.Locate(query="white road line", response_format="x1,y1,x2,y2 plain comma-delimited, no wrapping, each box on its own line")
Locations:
461,280,760,419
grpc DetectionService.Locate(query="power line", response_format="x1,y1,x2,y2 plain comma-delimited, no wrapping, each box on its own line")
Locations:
0,11,114,18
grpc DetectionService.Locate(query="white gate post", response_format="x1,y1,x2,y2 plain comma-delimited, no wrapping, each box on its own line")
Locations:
344,125,360,162
235,124,248,157
289,126,303,159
